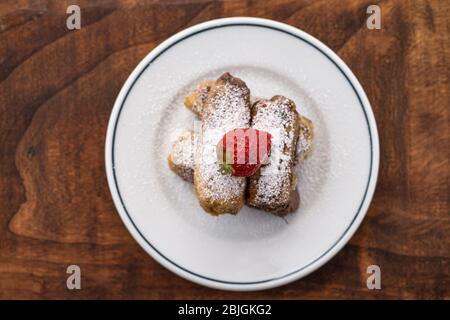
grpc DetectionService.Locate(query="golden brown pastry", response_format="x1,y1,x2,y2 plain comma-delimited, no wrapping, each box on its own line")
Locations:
193,73,251,215
167,129,197,182
184,80,214,116
246,96,301,215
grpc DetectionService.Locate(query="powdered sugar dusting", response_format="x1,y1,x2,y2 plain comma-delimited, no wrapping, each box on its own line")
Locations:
169,129,197,182
171,130,196,165
196,81,251,203
250,97,298,208
296,116,314,162
184,80,214,115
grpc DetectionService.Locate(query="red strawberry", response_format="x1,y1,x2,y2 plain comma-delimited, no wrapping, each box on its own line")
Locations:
216,128,272,177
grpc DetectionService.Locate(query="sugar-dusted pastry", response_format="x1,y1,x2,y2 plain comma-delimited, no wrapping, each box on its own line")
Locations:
184,79,261,117
194,73,251,215
296,115,314,163
167,129,197,182
167,115,314,184
184,80,214,116
246,96,301,215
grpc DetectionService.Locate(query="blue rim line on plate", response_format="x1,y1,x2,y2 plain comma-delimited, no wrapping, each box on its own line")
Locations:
110,22,373,285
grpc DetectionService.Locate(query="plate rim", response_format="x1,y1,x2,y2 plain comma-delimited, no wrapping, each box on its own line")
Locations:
105,17,380,291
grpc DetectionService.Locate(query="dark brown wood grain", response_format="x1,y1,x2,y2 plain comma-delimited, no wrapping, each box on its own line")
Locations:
0,0,448,299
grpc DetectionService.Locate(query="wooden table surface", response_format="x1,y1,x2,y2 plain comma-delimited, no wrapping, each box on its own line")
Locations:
0,0,448,299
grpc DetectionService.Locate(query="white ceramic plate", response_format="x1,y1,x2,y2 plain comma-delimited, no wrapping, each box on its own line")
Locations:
105,17,379,291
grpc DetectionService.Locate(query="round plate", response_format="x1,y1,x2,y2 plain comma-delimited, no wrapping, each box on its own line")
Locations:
105,17,379,291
